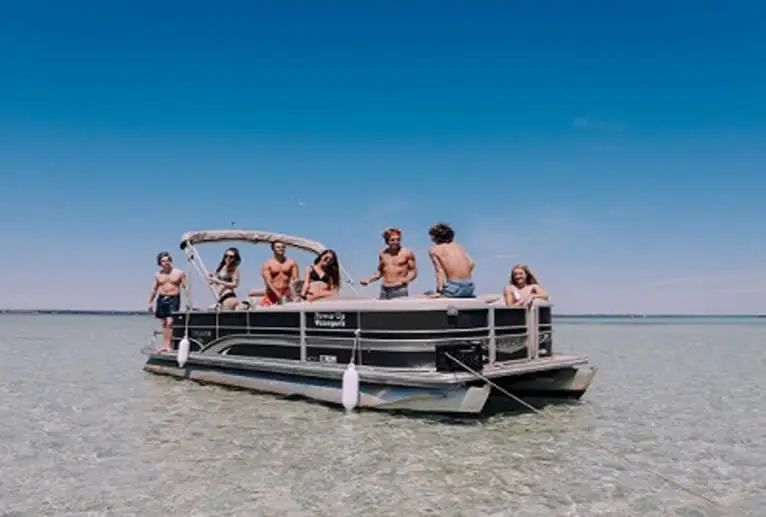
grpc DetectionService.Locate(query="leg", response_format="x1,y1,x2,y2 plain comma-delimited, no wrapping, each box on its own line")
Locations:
163,317,173,351
221,296,238,310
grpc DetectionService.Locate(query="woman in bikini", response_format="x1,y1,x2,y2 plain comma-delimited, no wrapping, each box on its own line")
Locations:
300,249,341,302
208,247,242,310
503,263,549,307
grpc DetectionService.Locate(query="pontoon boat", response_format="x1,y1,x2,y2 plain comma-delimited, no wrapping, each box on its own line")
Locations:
142,230,597,415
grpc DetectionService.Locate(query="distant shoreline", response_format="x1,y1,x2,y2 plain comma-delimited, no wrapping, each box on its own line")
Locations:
0,309,763,318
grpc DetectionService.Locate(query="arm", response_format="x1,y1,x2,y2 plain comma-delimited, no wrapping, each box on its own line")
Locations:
404,250,418,284
503,285,516,306
428,248,446,293
361,254,384,285
147,275,159,308
289,260,300,297
300,267,312,298
466,251,475,273
530,284,549,301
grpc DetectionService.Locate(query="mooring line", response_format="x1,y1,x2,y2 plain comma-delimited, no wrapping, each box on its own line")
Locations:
444,352,727,511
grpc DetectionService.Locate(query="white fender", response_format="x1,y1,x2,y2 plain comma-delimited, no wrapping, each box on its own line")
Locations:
341,363,360,411
177,336,190,367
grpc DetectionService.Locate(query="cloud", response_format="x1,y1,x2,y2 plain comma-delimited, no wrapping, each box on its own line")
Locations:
572,117,625,133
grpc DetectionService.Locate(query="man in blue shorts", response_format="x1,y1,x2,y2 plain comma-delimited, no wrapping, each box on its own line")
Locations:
427,223,476,298
148,252,188,351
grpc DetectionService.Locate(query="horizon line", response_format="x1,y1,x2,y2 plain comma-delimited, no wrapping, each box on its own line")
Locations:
1,309,763,318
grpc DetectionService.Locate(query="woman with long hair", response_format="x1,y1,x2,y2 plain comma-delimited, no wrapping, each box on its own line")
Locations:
503,263,549,307
208,247,241,310
300,249,341,302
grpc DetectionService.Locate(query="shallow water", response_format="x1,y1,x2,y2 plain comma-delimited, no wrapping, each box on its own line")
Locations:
0,314,763,516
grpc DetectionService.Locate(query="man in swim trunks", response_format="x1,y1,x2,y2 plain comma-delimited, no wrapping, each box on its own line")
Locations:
148,252,188,351
360,228,417,299
260,241,300,305
427,223,476,298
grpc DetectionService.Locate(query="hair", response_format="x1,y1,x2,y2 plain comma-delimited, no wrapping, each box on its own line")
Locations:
510,264,540,287
428,223,455,244
271,240,285,251
313,249,341,288
216,247,242,274
382,227,402,243
156,251,172,266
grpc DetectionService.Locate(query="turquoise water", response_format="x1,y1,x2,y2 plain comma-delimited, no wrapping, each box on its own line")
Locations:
0,314,763,516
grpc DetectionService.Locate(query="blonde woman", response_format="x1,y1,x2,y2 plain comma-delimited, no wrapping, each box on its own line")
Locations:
503,264,549,307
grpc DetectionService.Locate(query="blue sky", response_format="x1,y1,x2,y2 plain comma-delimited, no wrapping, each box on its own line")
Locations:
2,1,765,314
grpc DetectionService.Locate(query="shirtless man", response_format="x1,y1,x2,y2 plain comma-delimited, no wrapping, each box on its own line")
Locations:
260,241,300,305
148,252,188,351
360,228,417,299
427,223,476,298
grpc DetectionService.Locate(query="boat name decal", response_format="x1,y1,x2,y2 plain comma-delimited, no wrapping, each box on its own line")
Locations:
313,312,346,328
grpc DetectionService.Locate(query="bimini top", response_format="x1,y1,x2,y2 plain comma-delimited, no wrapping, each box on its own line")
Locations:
180,230,327,255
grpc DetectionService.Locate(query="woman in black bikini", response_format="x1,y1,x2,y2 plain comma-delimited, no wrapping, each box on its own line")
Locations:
300,249,341,302
208,247,241,310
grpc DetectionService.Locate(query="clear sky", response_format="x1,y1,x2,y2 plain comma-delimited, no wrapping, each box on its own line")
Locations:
2,1,764,314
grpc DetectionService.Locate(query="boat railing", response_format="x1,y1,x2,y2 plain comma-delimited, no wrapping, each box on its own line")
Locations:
173,302,553,369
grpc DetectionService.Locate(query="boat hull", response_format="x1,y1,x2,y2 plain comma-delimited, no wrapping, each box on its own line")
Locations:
143,356,492,413
142,353,596,415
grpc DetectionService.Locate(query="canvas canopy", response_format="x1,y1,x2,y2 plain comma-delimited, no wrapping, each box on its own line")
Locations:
180,230,327,255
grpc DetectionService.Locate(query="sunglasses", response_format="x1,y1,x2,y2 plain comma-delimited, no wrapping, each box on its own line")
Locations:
224,254,236,258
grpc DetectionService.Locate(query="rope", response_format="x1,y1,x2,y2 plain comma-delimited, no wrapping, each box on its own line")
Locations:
443,352,727,511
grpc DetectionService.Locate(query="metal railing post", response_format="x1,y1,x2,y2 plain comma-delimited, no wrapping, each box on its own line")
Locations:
488,307,496,364
527,305,539,360
299,311,307,362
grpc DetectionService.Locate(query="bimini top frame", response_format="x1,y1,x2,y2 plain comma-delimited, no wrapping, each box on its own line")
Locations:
180,230,326,256
179,229,358,304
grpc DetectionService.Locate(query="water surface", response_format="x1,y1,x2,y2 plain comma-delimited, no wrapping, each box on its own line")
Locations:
0,315,763,516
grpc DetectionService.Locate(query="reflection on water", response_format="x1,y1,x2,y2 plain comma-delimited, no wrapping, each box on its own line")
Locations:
0,315,764,516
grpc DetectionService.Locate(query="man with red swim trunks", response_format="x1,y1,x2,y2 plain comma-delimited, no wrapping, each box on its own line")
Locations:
260,241,300,305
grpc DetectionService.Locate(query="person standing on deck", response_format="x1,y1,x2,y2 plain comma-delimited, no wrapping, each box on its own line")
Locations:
148,252,189,351
260,241,300,305
426,223,476,298
360,228,417,299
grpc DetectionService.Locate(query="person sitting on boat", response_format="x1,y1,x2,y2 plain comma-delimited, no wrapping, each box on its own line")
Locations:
260,240,300,305
427,223,476,298
359,227,417,299
503,264,549,307
300,249,341,302
147,251,189,351
207,247,241,310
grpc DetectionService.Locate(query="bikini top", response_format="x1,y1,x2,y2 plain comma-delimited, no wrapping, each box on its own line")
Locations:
309,267,330,284
216,269,233,283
